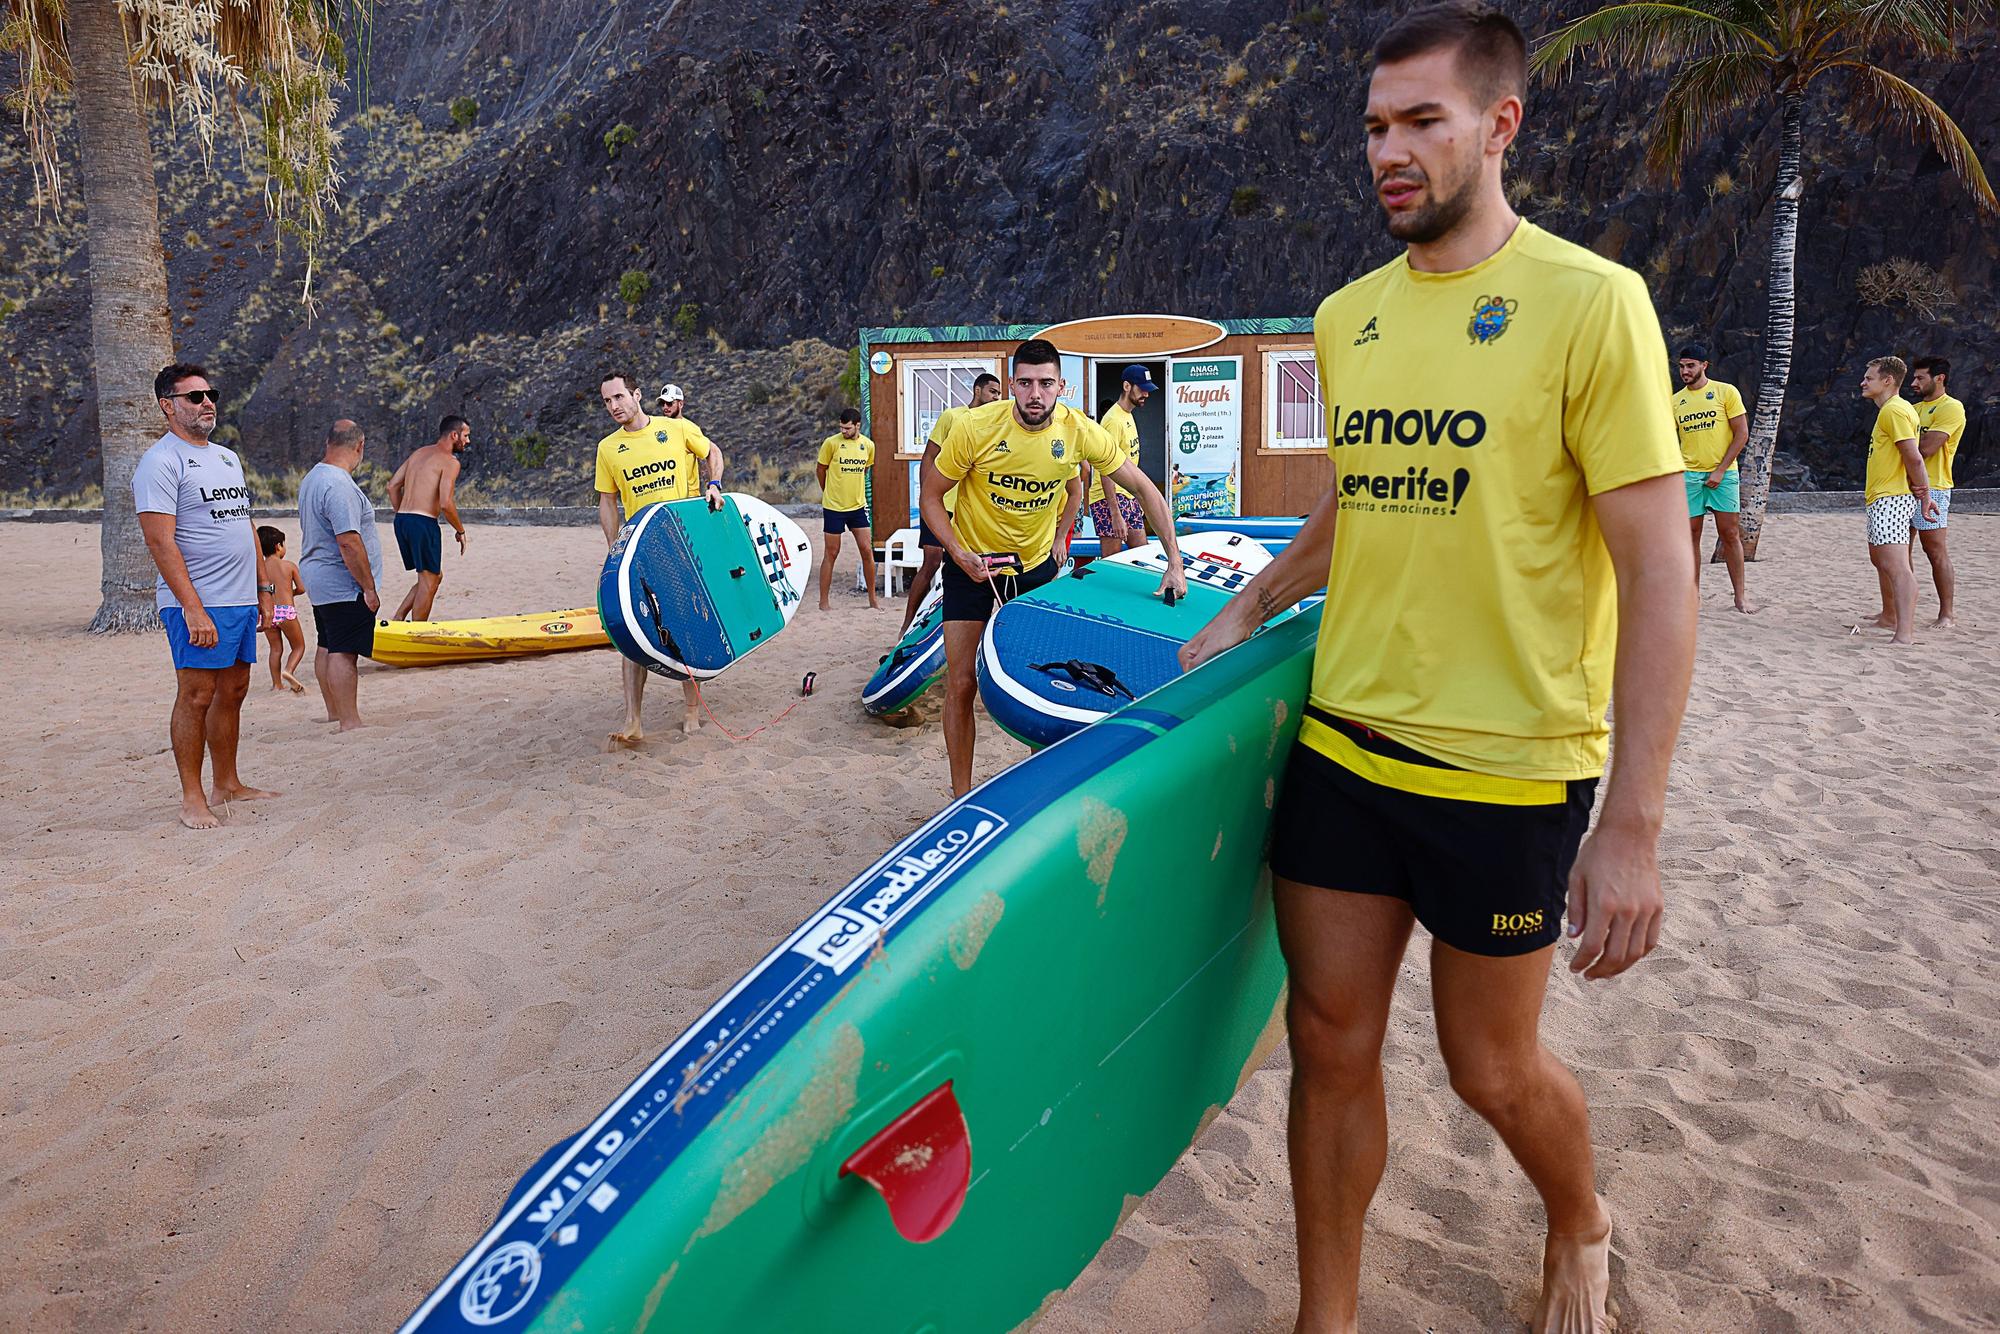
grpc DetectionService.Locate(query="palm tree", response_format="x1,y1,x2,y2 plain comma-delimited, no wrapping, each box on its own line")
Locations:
7,0,354,630
1533,0,1997,556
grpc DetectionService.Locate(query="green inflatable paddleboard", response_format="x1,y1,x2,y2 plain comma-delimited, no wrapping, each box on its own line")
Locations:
400,608,1320,1334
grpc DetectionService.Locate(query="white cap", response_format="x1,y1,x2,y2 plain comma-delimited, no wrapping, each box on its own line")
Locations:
656,383,684,404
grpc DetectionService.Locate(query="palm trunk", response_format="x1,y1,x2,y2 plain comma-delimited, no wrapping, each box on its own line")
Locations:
1738,89,1805,560
73,0,175,632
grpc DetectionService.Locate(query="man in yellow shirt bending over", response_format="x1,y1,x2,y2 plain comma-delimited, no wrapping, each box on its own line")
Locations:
816,408,880,610
921,338,1184,797
1181,5,1696,1330
1907,355,1964,630
1671,343,1754,613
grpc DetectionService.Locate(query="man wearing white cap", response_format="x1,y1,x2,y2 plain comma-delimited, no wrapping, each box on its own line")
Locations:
655,383,724,469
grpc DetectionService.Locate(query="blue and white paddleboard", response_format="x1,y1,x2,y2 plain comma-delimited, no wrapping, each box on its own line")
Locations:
862,581,947,716
1176,514,1305,541
599,493,812,680
979,533,1282,749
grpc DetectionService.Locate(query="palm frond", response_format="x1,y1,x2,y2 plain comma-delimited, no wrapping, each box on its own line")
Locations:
3,0,74,202
1819,0,1966,57
1645,50,1773,179
1532,2,1774,81
7,0,363,303
1837,59,1999,217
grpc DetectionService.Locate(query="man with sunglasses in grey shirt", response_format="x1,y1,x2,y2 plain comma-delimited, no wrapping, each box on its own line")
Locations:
133,362,278,829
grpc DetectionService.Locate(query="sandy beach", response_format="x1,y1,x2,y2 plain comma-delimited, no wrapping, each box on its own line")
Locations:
3,513,1996,1332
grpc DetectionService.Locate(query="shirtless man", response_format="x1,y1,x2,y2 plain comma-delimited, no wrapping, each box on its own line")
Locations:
386,415,470,621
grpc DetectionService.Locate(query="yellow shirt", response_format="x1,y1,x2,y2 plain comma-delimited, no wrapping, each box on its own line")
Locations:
1087,402,1139,505
926,408,965,513
1865,398,1923,502
1306,220,1681,787
1914,393,1966,492
935,399,1122,568
593,416,713,514
1672,379,1746,472
817,432,875,512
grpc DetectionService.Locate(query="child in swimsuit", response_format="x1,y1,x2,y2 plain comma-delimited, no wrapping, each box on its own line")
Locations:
257,525,308,693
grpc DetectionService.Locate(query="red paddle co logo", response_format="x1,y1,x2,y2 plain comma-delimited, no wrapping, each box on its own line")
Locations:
539,620,573,634
791,804,1008,974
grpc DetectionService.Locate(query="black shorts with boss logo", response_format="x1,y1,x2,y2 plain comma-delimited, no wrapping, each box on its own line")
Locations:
1269,711,1598,957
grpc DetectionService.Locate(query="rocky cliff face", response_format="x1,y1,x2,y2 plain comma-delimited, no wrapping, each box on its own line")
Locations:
3,0,1994,503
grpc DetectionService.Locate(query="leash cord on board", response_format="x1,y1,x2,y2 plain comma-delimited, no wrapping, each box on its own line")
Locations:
688,675,810,742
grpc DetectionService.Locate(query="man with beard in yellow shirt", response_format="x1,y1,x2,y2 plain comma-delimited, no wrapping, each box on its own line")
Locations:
1907,355,1964,629
1671,343,1753,612
921,338,1184,797
1180,6,1695,1330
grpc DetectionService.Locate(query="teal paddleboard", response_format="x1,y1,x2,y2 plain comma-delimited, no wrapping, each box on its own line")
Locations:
398,608,1320,1334
598,493,812,679
862,581,946,716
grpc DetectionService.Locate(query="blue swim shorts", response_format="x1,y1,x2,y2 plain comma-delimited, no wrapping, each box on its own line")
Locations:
161,604,259,670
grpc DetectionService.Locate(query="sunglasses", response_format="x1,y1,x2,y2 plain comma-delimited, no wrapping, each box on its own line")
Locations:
167,389,219,405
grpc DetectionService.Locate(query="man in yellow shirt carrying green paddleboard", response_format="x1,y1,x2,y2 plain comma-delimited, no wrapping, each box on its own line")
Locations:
595,373,725,744
1181,6,1696,1330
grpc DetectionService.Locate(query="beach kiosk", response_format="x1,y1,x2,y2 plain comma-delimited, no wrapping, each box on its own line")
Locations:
859,315,1334,535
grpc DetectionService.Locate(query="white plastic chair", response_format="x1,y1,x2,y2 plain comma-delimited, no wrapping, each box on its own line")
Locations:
880,527,924,597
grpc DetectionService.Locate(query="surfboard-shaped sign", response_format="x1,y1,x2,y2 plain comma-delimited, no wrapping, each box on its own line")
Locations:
1031,314,1227,358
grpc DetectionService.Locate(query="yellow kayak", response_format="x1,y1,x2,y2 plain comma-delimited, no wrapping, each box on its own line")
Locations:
368,607,610,667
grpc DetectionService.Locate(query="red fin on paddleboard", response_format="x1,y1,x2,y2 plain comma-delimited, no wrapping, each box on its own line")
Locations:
839,1081,971,1243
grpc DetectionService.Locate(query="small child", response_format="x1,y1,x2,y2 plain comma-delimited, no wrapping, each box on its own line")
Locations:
257,525,308,693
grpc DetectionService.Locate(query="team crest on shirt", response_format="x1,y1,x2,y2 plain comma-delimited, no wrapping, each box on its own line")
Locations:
1050,440,1066,459
1467,295,1517,345
656,430,669,443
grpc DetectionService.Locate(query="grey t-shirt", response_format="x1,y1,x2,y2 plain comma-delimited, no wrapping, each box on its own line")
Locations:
131,431,258,611
297,462,384,604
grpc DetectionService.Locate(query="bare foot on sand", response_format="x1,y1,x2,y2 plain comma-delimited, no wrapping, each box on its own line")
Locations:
283,672,306,694
179,796,222,830
1531,1200,1613,1333
211,783,281,805
1733,597,1758,614
336,719,368,733
1868,612,1896,628
682,708,702,735
1933,614,1956,630
605,721,644,750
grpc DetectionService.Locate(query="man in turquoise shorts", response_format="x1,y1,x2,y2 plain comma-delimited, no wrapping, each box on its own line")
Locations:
1673,343,1754,613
